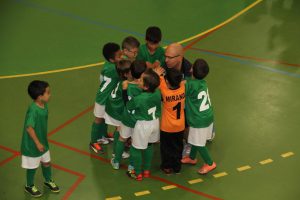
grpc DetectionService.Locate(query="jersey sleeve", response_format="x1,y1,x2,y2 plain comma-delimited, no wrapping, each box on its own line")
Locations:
25,108,36,128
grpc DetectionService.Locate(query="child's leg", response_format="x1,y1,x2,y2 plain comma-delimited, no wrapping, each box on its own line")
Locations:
90,117,106,143
130,146,142,175
114,136,126,163
41,162,52,182
26,168,37,186
160,130,172,170
172,132,184,173
143,143,153,171
112,127,120,154
189,145,198,160
198,146,213,165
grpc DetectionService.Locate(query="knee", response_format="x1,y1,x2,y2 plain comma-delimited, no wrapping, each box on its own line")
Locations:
41,162,51,167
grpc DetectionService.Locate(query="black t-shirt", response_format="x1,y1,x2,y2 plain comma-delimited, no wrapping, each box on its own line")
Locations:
181,57,192,79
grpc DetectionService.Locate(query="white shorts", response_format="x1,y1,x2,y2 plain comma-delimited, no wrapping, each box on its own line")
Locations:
120,123,133,139
132,119,159,150
104,112,121,126
188,123,214,147
94,103,105,118
21,151,51,169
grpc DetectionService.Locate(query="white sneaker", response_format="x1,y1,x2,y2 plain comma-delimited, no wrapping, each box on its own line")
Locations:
97,137,109,145
182,143,191,157
112,152,130,159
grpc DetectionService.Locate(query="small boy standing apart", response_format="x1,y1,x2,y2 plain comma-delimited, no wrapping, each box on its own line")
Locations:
21,80,59,197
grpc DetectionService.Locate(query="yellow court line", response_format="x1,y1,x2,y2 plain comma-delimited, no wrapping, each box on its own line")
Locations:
281,152,294,158
237,165,252,172
188,178,204,184
134,190,151,197
213,172,228,178
0,0,263,80
105,196,122,200
259,159,273,165
162,185,177,190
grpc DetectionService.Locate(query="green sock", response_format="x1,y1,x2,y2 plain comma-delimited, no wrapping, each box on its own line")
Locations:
189,145,197,160
130,146,142,175
114,139,125,163
199,146,213,165
90,122,106,143
143,144,153,170
112,131,120,154
41,165,52,182
26,169,37,187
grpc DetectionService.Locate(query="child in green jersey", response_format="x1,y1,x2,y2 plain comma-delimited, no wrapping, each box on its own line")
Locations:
21,80,59,197
103,59,131,163
121,36,140,61
136,26,165,68
111,60,146,170
90,43,122,154
181,59,217,174
123,68,161,181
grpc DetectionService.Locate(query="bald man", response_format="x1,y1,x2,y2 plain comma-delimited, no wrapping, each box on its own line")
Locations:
165,43,192,79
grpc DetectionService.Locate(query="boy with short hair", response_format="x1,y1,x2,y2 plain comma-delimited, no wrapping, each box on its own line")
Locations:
181,59,217,174
136,26,165,68
158,68,186,174
123,69,161,181
121,36,140,61
90,42,122,153
111,60,147,170
21,80,59,197
103,59,132,162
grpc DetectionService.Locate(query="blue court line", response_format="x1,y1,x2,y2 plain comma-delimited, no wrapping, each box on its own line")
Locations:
190,49,300,79
13,0,172,44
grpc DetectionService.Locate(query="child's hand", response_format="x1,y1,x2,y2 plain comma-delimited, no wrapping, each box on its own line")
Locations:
36,143,45,152
153,60,161,68
154,66,165,76
146,61,153,68
122,80,129,90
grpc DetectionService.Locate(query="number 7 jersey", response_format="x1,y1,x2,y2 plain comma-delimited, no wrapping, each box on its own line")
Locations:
185,79,214,128
95,62,119,105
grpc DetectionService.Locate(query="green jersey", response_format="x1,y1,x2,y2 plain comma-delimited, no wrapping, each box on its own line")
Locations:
127,89,161,121
105,81,124,121
95,62,120,105
122,83,143,128
185,79,214,128
21,102,49,157
136,44,165,66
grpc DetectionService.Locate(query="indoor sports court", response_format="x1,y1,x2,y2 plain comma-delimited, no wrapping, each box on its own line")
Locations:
0,0,299,199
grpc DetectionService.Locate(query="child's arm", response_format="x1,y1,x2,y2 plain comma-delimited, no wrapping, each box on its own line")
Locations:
26,126,45,152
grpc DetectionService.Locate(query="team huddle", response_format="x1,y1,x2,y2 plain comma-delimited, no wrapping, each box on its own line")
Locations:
20,26,217,197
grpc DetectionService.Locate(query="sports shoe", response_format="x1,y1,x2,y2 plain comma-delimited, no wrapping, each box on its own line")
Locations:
143,170,150,178
89,142,103,154
127,165,134,171
110,158,120,170
126,169,137,179
112,151,130,159
106,132,114,142
161,168,173,175
97,136,109,144
44,180,60,193
181,156,197,165
25,185,42,197
198,162,217,174
135,174,143,181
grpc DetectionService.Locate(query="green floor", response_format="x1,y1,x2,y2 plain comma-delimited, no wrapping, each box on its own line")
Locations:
1,0,300,199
